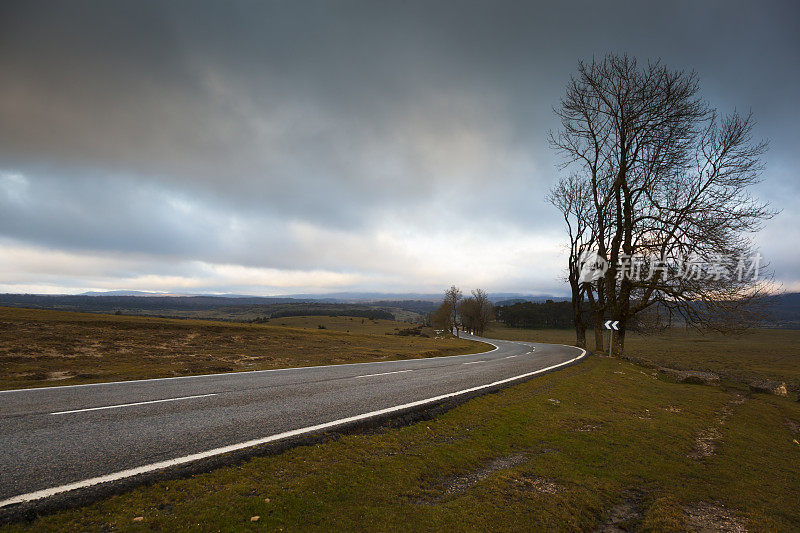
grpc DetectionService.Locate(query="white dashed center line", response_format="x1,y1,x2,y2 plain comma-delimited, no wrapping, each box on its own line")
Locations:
51,393,218,415
462,360,486,365
355,370,414,378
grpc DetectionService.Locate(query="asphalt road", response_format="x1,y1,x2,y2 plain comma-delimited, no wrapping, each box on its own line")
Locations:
0,336,585,508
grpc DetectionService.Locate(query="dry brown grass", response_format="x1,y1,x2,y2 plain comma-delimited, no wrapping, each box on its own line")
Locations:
0,307,490,390
259,315,418,334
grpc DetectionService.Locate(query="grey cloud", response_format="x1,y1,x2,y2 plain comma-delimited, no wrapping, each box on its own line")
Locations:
0,0,798,292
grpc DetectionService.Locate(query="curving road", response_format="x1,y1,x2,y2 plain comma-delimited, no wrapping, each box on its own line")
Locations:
0,335,585,509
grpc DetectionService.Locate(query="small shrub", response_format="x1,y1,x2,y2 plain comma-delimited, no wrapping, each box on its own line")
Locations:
640,496,686,532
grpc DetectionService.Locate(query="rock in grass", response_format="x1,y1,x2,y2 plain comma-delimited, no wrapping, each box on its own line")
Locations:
748,379,788,397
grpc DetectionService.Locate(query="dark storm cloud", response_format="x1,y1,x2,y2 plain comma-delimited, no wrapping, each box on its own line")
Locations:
1,1,525,223
0,0,798,292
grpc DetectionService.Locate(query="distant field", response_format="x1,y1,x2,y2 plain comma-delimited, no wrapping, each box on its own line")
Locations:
0,294,432,323
119,306,424,324
486,324,800,392
259,315,422,335
0,307,489,391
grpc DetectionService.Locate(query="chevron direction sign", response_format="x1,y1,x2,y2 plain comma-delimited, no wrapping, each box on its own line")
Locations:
604,320,619,331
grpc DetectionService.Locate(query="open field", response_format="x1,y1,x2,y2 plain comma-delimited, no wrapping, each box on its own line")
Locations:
7,354,799,531
257,315,421,334
106,306,424,324
0,308,488,391
487,324,800,393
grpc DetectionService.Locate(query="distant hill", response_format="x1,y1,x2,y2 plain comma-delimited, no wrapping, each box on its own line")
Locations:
0,294,298,313
81,290,186,297
766,292,800,328
80,290,275,298
279,292,570,304
280,292,443,302
70,290,568,303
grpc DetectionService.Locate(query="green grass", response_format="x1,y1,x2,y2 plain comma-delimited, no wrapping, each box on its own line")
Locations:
487,324,800,393
0,307,490,391
7,355,799,531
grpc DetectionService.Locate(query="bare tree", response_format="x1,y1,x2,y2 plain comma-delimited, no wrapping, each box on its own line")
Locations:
443,285,463,337
471,288,494,336
458,297,479,334
547,175,593,348
550,54,775,354
457,289,494,335
431,301,453,333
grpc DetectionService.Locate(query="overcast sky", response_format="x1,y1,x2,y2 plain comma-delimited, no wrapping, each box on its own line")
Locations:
1,0,798,296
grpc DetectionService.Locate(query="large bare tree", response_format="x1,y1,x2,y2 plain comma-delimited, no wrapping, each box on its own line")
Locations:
549,54,775,354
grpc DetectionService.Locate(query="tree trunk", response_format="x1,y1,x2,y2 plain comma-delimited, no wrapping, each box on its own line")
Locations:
593,311,604,352
570,280,587,348
574,322,586,348
585,287,605,352
611,327,625,356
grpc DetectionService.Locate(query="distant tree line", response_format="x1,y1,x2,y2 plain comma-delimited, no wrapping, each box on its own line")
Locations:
370,300,438,315
494,300,689,331
494,300,575,329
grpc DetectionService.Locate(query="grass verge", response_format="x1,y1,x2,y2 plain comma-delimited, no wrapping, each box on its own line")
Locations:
487,324,800,393
0,307,489,391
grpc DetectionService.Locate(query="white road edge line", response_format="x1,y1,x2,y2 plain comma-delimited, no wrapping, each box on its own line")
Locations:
355,370,413,379
50,394,218,415
0,342,586,509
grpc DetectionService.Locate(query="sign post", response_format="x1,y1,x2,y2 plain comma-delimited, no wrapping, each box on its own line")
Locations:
604,320,619,355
